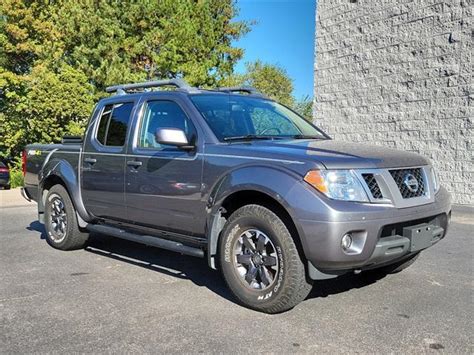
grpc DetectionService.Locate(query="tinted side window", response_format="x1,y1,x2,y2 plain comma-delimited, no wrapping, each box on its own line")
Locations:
97,105,113,145
96,102,133,147
138,101,196,149
106,103,134,146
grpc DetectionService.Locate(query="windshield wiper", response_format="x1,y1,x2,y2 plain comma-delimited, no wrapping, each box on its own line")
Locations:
290,134,326,140
223,135,280,142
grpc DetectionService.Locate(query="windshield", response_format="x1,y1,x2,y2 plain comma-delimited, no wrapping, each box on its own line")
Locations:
190,94,328,141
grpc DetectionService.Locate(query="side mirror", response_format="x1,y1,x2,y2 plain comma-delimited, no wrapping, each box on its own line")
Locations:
155,128,194,150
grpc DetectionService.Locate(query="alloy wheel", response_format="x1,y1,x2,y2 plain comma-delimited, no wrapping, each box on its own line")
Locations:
49,195,67,242
233,229,279,290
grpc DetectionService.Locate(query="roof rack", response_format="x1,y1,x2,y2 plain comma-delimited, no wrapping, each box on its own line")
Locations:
216,86,266,97
105,79,199,95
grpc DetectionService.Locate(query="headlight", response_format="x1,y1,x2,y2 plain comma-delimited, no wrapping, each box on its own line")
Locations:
304,170,369,202
431,166,440,193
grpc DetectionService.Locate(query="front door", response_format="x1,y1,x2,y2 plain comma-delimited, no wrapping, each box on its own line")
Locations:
125,97,204,235
81,101,135,220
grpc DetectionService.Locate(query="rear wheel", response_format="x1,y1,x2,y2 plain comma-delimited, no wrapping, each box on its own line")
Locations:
219,204,312,313
44,184,89,250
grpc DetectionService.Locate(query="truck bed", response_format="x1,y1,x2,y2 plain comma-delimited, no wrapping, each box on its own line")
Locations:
24,143,82,202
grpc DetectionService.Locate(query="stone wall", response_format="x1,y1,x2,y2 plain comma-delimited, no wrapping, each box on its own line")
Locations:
314,0,473,205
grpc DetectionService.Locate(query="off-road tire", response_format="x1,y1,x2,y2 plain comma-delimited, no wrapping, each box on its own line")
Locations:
219,204,313,313
44,184,89,250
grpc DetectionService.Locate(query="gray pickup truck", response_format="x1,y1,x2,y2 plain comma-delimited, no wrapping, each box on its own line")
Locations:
22,79,451,313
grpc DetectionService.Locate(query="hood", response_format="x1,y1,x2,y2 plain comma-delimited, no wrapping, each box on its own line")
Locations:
226,139,430,169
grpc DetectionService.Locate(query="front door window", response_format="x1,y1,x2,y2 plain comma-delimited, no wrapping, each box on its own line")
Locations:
138,101,196,150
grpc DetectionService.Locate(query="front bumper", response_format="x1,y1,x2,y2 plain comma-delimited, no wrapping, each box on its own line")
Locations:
295,187,451,275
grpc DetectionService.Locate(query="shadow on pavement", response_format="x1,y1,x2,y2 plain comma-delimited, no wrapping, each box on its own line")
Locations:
85,233,234,303
309,272,387,299
26,223,387,308
84,232,387,306
27,221,46,239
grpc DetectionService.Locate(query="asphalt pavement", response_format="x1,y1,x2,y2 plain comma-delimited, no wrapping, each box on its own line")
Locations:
1,189,473,353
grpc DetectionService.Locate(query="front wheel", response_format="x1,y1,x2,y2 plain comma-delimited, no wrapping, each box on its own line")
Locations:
219,204,312,313
44,184,89,250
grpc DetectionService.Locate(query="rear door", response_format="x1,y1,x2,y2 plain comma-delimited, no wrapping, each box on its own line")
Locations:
124,95,204,235
81,100,135,220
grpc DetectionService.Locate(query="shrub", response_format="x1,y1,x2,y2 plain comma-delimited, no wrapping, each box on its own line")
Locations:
9,168,24,189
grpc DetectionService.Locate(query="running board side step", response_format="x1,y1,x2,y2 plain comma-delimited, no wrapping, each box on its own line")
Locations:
86,224,204,258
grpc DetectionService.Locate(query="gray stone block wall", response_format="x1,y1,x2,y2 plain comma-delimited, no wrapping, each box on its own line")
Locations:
314,0,473,205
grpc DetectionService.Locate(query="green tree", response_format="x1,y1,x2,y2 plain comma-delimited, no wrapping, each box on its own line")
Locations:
293,95,314,121
0,63,94,159
0,0,249,160
218,61,318,134
220,60,294,106
220,61,315,120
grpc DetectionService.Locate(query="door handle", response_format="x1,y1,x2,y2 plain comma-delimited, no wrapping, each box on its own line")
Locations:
84,157,97,164
127,160,143,168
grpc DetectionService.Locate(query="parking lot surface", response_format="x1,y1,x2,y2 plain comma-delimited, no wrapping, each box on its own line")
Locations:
1,189,473,353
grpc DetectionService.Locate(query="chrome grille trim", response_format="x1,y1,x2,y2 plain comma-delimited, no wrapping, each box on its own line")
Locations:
353,165,435,208
389,168,426,199
362,173,384,199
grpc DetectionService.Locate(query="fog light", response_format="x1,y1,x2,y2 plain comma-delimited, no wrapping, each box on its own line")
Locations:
341,234,353,251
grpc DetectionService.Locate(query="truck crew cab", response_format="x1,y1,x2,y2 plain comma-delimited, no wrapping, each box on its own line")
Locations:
22,79,451,313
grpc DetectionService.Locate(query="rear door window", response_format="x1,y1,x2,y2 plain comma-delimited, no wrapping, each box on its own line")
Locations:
96,102,134,147
97,105,113,145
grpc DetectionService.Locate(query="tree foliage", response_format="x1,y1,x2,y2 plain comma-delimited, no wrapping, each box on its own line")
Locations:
220,60,294,106
0,63,94,159
220,61,315,122
0,0,249,159
293,95,314,121
0,1,315,165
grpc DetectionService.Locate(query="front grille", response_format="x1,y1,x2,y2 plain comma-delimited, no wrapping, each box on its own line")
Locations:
389,168,425,199
362,173,384,199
